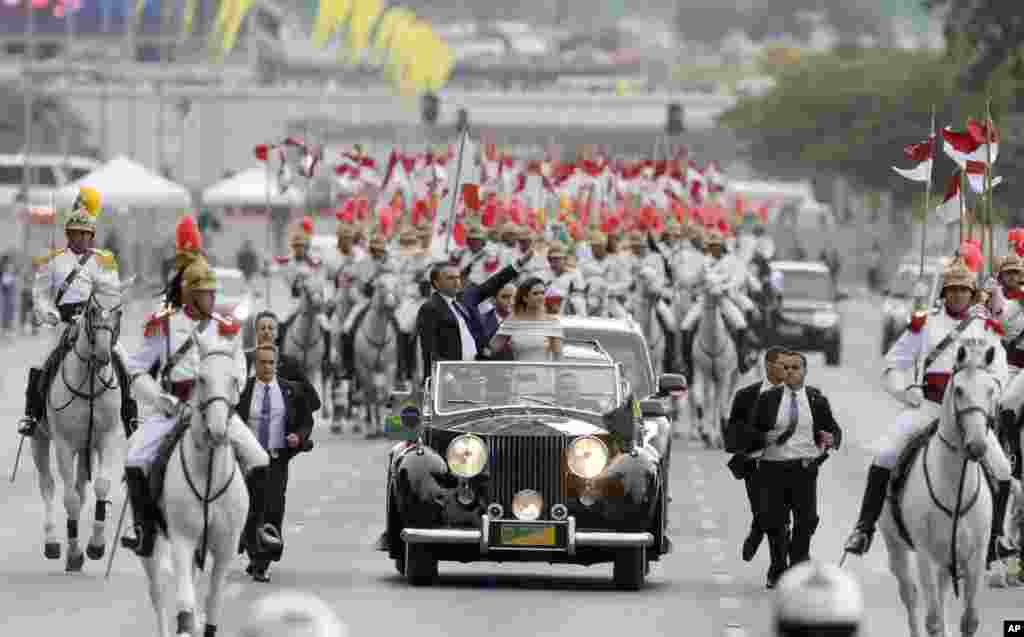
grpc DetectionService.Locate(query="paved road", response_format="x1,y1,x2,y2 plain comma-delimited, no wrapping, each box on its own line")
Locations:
0,293,1021,636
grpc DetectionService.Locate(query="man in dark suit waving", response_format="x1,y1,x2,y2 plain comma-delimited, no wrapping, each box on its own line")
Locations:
725,346,789,564
752,351,842,589
237,344,315,583
416,249,534,375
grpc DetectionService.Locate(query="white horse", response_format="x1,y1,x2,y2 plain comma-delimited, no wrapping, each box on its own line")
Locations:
281,275,330,428
689,283,739,449
629,266,668,378
139,331,248,637
338,273,400,438
879,343,998,637
33,276,128,571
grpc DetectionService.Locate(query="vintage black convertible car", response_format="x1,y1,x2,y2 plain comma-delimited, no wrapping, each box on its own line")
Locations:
382,338,686,590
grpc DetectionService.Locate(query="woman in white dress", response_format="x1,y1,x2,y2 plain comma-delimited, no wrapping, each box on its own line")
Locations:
489,277,563,361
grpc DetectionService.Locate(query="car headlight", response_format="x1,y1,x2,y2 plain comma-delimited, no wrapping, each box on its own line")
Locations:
811,311,839,329
445,434,488,478
511,490,544,521
567,436,609,479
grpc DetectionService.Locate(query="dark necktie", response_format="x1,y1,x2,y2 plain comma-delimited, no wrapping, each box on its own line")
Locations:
776,389,799,446
452,300,471,323
258,384,271,449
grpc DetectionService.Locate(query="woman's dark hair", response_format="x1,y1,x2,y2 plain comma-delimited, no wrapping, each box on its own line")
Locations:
514,277,546,314
253,310,279,326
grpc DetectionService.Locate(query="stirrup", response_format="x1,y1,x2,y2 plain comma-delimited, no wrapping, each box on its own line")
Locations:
843,528,873,556
17,417,36,437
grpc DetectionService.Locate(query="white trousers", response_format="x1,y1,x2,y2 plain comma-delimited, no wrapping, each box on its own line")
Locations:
32,323,69,368
876,401,1011,481
681,296,747,332
125,411,269,473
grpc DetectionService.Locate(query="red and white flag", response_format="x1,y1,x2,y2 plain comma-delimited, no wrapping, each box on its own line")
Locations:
942,119,999,168
935,172,961,224
965,160,1003,193
892,136,934,182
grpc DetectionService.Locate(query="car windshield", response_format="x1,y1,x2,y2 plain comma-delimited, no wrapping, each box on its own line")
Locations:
217,275,247,299
775,269,833,302
563,330,653,397
435,361,618,414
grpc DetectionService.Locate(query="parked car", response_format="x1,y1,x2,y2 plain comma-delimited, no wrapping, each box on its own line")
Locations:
762,261,845,365
383,342,685,590
880,258,945,355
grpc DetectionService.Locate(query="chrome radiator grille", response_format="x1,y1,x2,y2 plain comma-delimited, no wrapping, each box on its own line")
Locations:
486,434,569,517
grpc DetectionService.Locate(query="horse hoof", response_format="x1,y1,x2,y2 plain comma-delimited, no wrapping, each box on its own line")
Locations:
44,542,61,560
86,543,105,560
65,550,84,572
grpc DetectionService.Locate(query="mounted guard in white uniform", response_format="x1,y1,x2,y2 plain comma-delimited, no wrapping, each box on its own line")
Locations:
843,258,1016,569
119,223,282,558
275,218,325,337
17,186,137,439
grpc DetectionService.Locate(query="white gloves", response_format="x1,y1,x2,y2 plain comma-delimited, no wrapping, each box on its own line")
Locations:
35,308,60,326
132,373,183,418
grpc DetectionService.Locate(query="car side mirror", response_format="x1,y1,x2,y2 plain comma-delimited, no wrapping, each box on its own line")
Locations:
639,399,667,418
657,373,687,398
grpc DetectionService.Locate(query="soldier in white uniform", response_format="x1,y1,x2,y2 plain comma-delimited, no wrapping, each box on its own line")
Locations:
496,222,520,267
990,253,1024,488
323,223,361,333
276,219,324,340
18,186,137,438
452,223,502,286
543,242,586,315
338,235,410,386
394,227,431,384
512,226,548,280
843,259,1015,568
119,244,282,558
680,230,757,375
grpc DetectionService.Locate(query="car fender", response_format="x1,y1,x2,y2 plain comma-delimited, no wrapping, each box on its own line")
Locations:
392,444,452,526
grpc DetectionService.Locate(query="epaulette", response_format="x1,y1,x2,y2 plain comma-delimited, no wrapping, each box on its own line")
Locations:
91,249,118,271
211,312,241,337
143,307,174,337
38,248,65,264
274,255,290,265
908,310,927,333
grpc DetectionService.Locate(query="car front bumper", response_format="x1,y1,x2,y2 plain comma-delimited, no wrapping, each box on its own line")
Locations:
401,515,654,555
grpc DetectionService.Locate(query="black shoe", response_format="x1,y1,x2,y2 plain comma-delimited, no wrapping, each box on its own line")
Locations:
766,571,782,589
742,528,763,562
251,561,270,583
843,465,891,557
123,467,157,557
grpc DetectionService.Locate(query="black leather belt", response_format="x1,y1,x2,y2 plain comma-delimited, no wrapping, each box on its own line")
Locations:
58,302,86,323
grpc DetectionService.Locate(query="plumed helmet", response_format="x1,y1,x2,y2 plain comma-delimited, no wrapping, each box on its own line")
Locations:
182,256,217,305
336,223,356,239
500,221,520,239
416,224,432,239
239,591,349,637
65,186,102,234
547,241,568,258
369,234,387,251
942,258,977,293
704,229,725,248
399,226,418,244
774,562,863,635
998,252,1024,275
174,215,204,271
467,223,487,241
516,225,534,241
290,216,314,247
590,229,607,245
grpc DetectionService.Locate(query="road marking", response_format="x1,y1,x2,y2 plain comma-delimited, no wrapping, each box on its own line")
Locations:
700,519,717,531
307,507,322,517
700,505,713,515
694,491,706,502
711,552,726,564
319,494,332,503
723,624,747,637
719,597,741,610
712,572,733,585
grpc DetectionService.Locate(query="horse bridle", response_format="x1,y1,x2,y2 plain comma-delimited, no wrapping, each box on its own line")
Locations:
938,367,996,453
78,292,122,364
190,350,239,440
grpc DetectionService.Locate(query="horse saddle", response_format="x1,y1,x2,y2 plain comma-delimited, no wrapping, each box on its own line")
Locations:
889,420,940,549
147,413,193,532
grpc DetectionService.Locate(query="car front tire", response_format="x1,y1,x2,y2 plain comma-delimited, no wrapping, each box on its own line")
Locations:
405,543,437,586
613,546,646,591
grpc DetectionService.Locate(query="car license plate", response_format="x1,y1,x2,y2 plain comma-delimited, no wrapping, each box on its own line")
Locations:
778,324,803,337
499,524,557,547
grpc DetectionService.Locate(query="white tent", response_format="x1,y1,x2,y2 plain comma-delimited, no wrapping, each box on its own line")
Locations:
201,167,306,207
56,156,191,209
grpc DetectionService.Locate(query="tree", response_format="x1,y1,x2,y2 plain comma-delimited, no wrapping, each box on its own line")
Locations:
925,1,1024,95
718,48,1024,202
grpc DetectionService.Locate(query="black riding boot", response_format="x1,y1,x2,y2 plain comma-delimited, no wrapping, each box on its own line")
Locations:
735,329,751,374
680,330,693,382
340,332,356,380
662,330,677,374
843,465,891,556
245,466,284,561
121,467,157,557
17,367,42,437
113,353,139,438
988,480,1015,567
395,332,410,389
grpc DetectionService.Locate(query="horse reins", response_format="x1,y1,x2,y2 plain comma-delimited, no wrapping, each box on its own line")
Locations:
178,349,238,571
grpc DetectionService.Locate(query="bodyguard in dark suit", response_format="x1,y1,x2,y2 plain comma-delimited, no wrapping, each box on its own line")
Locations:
417,250,534,374
724,346,789,563
752,351,842,589
247,310,322,412
237,344,315,583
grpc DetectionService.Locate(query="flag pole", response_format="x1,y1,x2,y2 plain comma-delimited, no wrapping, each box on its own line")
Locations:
920,105,935,282
444,126,469,256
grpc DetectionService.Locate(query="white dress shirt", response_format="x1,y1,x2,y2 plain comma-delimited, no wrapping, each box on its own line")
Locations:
761,386,819,461
250,379,286,451
444,295,478,361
